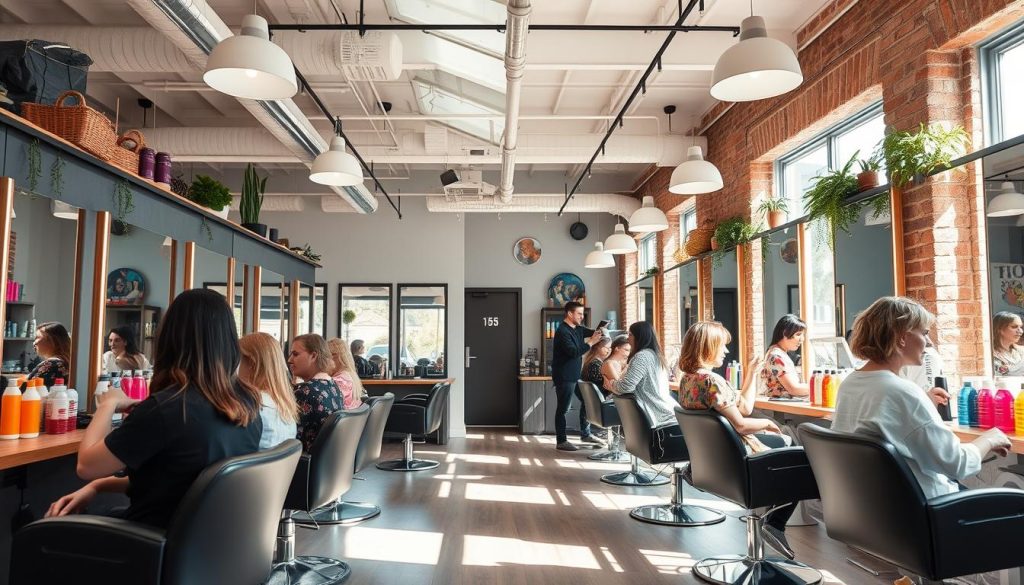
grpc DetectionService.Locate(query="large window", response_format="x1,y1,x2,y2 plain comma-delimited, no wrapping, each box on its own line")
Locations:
340,284,393,370
679,205,697,248
397,284,447,376
982,22,1024,144
777,105,885,217
638,234,657,273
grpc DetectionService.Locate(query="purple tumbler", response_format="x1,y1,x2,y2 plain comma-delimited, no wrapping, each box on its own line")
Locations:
155,152,172,185
138,148,156,180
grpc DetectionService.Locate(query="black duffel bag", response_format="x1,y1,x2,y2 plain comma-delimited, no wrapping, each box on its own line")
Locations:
0,39,92,114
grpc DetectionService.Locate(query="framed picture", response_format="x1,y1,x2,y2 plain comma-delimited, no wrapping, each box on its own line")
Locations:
107,267,145,305
548,273,585,306
513,237,542,265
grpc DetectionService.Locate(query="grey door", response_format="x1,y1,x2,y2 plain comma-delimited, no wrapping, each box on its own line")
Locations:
465,289,520,426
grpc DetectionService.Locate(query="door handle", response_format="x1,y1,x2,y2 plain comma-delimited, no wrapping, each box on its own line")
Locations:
465,346,478,368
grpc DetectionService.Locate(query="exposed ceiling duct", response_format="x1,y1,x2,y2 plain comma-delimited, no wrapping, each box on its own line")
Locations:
141,127,697,166
118,0,377,214
425,193,641,218
230,195,306,212
498,0,531,204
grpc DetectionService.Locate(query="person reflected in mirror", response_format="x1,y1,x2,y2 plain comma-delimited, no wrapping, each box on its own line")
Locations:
102,326,151,375
761,315,810,399
239,332,298,450
992,311,1024,376
290,334,345,451
328,338,365,410
350,339,380,379
604,321,677,428
552,301,605,451
27,322,71,388
601,335,631,394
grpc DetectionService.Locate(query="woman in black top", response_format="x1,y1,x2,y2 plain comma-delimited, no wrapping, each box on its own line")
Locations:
581,336,611,391
27,322,71,388
290,333,346,451
46,289,262,529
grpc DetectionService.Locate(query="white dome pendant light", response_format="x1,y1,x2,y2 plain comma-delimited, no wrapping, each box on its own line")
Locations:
989,181,1024,217
670,146,723,195
604,223,638,254
204,14,298,100
585,242,615,268
711,2,803,102
628,196,669,232
310,118,364,187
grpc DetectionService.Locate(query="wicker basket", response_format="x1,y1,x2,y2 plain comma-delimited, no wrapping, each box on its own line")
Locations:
50,90,116,160
684,221,715,256
21,101,56,133
109,129,145,174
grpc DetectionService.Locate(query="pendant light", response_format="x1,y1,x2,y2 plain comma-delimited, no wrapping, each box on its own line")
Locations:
585,242,615,268
710,1,803,102
310,118,363,187
670,146,723,194
51,200,78,220
604,223,637,254
203,14,298,100
988,181,1024,217
628,196,669,232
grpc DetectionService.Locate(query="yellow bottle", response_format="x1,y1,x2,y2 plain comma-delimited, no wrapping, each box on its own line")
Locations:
1014,384,1024,436
19,381,40,438
0,378,21,440
825,371,838,408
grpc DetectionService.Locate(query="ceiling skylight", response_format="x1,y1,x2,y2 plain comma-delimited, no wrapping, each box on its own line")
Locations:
413,79,504,143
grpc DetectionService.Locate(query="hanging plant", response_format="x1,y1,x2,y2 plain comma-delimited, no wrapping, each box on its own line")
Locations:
802,153,860,249
299,243,321,263
50,154,65,199
26,139,41,194
112,178,134,233
200,215,213,242
881,123,969,189
712,216,760,267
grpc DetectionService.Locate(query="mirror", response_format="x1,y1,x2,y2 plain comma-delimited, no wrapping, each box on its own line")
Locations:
260,271,286,346
397,284,447,378
5,194,80,385
834,197,895,338
711,249,740,376
296,283,327,337
674,261,699,338
340,284,392,376
104,223,168,373
983,140,1024,375
806,220,838,341
637,276,655,323
761,232,801,358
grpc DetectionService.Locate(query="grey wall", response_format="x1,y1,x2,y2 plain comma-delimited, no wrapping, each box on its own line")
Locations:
464,212,619,351
835,206,895,330
762,235,800,346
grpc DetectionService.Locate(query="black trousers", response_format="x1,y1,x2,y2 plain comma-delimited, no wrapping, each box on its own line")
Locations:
755,432,797,531
554,381,591,444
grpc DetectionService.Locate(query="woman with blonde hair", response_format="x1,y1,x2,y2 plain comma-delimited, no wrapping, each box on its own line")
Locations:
289,334,345,451
328,338,365,410
239,333,298,449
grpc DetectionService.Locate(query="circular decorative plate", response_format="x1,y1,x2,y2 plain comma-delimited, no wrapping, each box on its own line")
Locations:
514,237,542,265
107,267,146,305
549,273,586,306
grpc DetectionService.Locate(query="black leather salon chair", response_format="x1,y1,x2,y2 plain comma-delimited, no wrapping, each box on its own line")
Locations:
11,439,302,585
267,406,369,585
577,381,630,463
377,382,450,471
677,408,821,585
799,423,1024,584
298,393,394,525
612,393,724,526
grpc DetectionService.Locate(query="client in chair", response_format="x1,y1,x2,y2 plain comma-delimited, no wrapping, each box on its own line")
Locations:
677,321,799,558
761,315,809,398
239,332,299,450
290,334,346,451
46,289,262,529
604,321,677,427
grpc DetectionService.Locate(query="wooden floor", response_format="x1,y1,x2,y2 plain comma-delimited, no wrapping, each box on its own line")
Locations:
295,429,894,585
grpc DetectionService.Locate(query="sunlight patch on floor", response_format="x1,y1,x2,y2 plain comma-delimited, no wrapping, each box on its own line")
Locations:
462,535,601,569
599,546,624,573
553,459,630,471
464,433,486,440
639,549,698,575
343,527,444,565
437,480,451,498
819,569,851,584
553,488,571,505
446,453,511,465
518,457,532,465
464,483,556,505
503,435,521,442
580,490,665,511
432,474,488,480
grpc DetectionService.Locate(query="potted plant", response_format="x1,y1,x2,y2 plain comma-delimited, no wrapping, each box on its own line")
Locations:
240,163,268,237
714,216,759,250
881,123,969,189
187,174,232,219
342,309,356,336
758,196,789,229
802,154,861,248
856,151,883,191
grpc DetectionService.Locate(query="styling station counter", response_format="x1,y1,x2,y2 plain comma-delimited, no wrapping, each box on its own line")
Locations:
363,378,454,445
519,376,588,436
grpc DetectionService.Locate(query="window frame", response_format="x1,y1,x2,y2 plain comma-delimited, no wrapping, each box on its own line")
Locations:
980,20,1024,146
396,283,448,378
638,234,657,273
339,283,394,374
680,204,697,247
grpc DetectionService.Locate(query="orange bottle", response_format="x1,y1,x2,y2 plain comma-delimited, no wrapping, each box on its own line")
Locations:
19,381,40,438
820,370,832,409
0,378,21,440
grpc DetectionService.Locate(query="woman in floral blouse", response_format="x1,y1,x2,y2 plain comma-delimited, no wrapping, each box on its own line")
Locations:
27,322,71,388
288,333,346,451
760,315,810,399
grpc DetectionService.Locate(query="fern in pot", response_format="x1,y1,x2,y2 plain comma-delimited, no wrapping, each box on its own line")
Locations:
802,154,861,249
240,163,268,237
758,196,789,229
856,151,883,192
712,216,759,266
882,123,969,189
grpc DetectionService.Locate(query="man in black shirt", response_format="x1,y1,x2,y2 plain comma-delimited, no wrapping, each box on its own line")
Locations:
351,339,380,379
551,301,605,451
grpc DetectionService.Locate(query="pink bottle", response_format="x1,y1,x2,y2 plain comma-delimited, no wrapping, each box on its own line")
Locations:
121,371,136,400
977,387,995,430
133,371,147,400
994,388,1015,434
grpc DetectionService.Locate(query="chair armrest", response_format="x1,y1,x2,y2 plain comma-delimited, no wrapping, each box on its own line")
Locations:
927,488,1024,579
745,446,819,508
400,393,430,402
11,515,166,584
385,402,428,434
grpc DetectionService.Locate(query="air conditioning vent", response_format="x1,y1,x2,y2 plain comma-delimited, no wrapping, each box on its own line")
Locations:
443,170,496,202
339,31,403,81
469,149,486,156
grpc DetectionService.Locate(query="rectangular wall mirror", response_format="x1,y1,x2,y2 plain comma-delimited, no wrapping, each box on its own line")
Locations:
711,248,740,375
761,233,801,361
397,284,447,378
260,271,286,346
834,197,895,337
673,261,700,338
340,284,392,375
204,280,243,336
637,276,655,323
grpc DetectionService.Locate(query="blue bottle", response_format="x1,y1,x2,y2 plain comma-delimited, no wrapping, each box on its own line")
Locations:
967,384,980,428
957,381,973,426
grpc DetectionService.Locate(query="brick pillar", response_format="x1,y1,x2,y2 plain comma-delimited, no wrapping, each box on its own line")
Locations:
659,214,682,358
620,250,639,327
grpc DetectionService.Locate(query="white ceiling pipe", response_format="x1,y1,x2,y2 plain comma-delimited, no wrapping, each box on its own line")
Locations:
498,0,531,204
229,195,306,212
424,193,641,218
124,0,376,214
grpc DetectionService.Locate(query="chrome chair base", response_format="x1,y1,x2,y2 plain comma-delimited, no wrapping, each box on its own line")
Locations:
693,555,822,585
601,469,669,486
376,458,439,471
629,503,726,526
589,449,631,462
295,500,381,526
265,556,351,585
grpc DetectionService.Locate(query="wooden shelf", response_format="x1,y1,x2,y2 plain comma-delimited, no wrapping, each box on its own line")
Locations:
519,376,552,381
0,430,84,471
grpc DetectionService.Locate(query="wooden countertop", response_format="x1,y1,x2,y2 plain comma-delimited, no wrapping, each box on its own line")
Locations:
362,378,454,386
0,430,84,471
519,376,552,381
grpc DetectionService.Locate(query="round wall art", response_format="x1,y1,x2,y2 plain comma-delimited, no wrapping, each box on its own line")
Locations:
514,237,542,265
548,273,585,306
107,267,146,305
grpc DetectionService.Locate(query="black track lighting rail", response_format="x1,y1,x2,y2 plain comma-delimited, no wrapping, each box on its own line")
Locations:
293,68,402,219
557,0,702,216
268,23,739,34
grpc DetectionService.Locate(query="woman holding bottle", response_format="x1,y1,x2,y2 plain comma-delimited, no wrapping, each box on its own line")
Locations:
327,337,365,410
101,326,151,374
600,336,631,393
760,315,810,398
239,332,298,450
27,322,71,388
992,311,1024,376
289,334,346,451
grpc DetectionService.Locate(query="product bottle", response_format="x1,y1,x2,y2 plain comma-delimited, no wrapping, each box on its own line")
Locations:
93,375,109,412
0,378,21,440
122,370,136,400
137,371,149,400
66,387,78,425
46,380,68,435
934,376,952,421
734,363,743,389
810,370,821,406
19,382,40,438
958,381,973,426
978,385,995,429
994,385,1015,434
1014,384,1024,436
967,383,980,427
724,362,734,387
36,380,48,434
110,371,121,391
826,370,839,408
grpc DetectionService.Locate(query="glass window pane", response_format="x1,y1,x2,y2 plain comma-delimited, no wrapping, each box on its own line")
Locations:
1000,43,1024,140
808,220,838,341
398,285,447,376
782,144,828,216
341,285,392,372
835,113,886,174
637,276,654,323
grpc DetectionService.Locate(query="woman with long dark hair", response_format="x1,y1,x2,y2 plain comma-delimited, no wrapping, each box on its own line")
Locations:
992,311,1024,376
102,325,151,374
46,289,262,528
27,322,71,388
603,321,676,427
760,314,809,398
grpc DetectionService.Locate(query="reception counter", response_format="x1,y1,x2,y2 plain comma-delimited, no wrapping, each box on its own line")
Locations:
363,378,454,445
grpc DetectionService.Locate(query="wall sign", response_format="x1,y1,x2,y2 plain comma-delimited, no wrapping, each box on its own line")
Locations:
994,263,1024,310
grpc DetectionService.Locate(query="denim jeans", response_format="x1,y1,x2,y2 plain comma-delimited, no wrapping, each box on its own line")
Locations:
554,381,591,444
